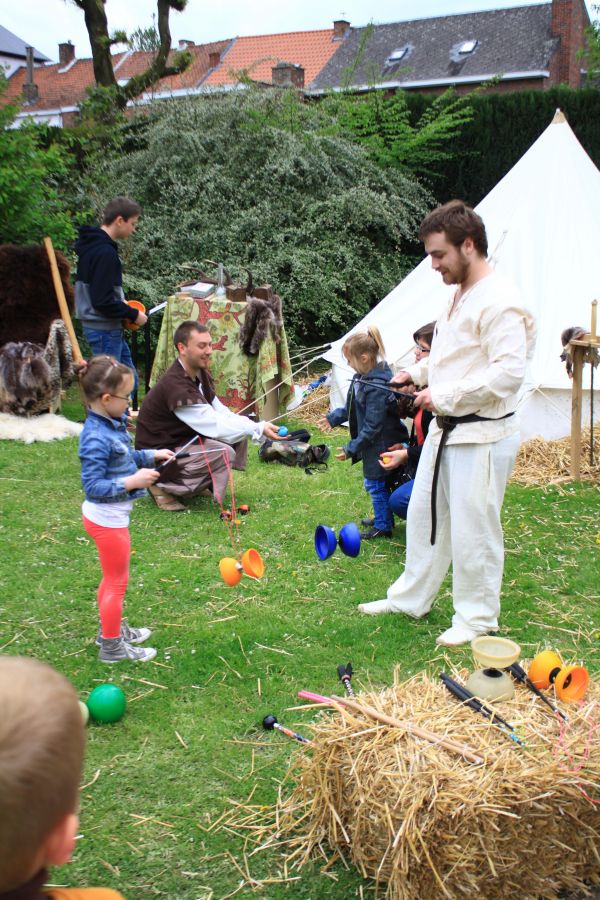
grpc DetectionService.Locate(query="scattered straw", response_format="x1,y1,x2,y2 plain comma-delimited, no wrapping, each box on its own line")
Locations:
512,427,600,484
221,671,600,899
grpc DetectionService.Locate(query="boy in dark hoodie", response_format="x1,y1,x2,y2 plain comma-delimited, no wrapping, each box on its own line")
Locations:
75,197,146,389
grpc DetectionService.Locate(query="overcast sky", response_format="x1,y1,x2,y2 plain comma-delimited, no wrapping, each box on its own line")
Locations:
3,0,596,63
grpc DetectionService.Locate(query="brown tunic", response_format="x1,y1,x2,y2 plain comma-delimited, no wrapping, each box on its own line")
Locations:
135,360,216,452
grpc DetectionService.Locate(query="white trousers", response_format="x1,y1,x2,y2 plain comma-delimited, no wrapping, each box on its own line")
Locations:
386,431,520,631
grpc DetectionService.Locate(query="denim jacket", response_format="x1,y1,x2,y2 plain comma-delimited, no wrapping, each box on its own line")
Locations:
79,410,156,503
326,362,408,480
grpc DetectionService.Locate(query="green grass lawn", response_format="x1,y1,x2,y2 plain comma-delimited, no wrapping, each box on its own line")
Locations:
0,394,599,898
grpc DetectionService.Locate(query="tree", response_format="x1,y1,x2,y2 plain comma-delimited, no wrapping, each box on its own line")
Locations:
69,0,192,108
579,5,600,82
83,90,431,343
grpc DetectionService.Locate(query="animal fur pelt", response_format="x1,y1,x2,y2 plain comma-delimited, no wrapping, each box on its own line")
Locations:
560,326,599,377
0,412,82,443
0,320,74,416
239,291,284,356
0,243,73,348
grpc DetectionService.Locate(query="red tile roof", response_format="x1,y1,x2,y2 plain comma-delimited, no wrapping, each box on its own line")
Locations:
204,29,339,87
2,40,231,114
2,28,342,118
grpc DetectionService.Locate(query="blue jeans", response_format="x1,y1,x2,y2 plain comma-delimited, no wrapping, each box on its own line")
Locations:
83,327,138,393
389,478,414,520
364,477,393,531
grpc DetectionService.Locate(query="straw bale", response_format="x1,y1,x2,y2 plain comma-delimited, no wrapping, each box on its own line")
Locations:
233,673,600,899
511,427,599,484
292,379,330,427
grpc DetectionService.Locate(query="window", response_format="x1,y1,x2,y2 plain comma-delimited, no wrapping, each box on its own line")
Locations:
458,39,478,54
385,44,412,66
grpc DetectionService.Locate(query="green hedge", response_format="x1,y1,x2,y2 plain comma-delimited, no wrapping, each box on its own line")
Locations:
405,86,600,205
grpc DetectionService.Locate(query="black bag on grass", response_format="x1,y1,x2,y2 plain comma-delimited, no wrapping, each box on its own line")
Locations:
259,429,330,471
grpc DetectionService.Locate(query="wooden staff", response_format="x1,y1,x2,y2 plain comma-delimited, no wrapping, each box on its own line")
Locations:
332,695,485,765
43,236,83,364
298,691,484,765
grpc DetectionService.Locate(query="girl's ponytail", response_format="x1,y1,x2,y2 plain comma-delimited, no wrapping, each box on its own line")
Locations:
343,327,386,367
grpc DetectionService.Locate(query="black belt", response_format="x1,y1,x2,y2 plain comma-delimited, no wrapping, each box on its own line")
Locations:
430,412,514,545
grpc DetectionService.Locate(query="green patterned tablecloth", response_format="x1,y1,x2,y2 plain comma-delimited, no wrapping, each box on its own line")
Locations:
150,293,293,416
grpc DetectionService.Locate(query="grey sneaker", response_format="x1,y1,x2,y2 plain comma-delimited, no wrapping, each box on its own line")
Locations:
96,619,152,646
99,637,157,663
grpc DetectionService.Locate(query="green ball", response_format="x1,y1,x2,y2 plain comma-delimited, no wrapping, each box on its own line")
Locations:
86,684,126,724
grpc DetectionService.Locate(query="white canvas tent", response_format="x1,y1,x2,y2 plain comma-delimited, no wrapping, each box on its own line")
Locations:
324,111,599,441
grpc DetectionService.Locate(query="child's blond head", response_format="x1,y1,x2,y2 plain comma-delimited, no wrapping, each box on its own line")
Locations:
0,656,85,891
343,326,386,371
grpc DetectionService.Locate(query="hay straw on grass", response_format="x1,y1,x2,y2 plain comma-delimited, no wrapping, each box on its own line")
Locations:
510,427,599,484
222,672,600,899
291,377,600,484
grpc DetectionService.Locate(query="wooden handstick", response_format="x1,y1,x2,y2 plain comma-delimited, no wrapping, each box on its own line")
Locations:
299,691,484,765
43,236,83,364
330,695,484,765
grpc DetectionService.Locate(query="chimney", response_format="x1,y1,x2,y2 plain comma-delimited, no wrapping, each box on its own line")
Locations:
333,19,350,40
271,61,305,89
59,41,75,66
23,47,39,103
178,39,193,50
209,50,221,68
551,0,588,87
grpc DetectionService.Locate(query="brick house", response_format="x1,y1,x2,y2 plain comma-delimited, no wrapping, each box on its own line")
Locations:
1,1,593,126
311,0,592,95
2,24,343,126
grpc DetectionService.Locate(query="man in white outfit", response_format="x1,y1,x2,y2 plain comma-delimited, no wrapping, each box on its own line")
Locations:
358,200,536,646
135,320,281,510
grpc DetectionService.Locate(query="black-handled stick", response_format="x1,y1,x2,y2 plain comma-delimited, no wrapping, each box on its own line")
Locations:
356,377,417,399
156,434,199,471
440,673,525,747
507,662,568,721
262,714,312,745
337,662,355,697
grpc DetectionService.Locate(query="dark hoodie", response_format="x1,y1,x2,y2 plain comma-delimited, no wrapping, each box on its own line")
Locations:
74,226,138,331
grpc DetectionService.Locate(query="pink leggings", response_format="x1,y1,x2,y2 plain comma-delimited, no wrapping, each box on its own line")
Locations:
83,516,130,639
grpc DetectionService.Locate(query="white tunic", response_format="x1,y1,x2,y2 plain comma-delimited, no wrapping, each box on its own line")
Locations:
405,272,536,444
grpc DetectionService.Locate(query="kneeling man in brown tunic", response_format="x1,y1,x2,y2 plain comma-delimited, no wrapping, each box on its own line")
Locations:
135,320,281,510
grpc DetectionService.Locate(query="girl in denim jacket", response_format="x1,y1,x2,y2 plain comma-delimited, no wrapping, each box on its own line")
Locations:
319,327,408,539
79,356,174,663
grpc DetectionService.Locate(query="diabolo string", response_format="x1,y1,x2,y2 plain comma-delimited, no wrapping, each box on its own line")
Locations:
554,700,599,805
197,437,243,561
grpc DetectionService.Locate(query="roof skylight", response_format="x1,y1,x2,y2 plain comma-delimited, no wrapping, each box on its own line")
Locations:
458,39,478,54
385,45,411,65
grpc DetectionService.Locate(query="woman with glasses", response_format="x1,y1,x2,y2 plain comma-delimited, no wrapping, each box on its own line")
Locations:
379,322,436,519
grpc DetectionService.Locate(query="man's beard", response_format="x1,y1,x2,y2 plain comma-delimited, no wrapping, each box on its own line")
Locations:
443,258,470,286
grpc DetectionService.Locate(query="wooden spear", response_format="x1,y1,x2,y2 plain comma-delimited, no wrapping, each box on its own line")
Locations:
43,236,83,364
298,690,484,765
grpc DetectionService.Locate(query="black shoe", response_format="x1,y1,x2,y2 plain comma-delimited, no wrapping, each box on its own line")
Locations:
360,517,375,527
360,527,392,539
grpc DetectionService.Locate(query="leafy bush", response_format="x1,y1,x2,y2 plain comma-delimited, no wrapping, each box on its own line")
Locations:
0,79,75,248
89,89,431,343
321,86,474,183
